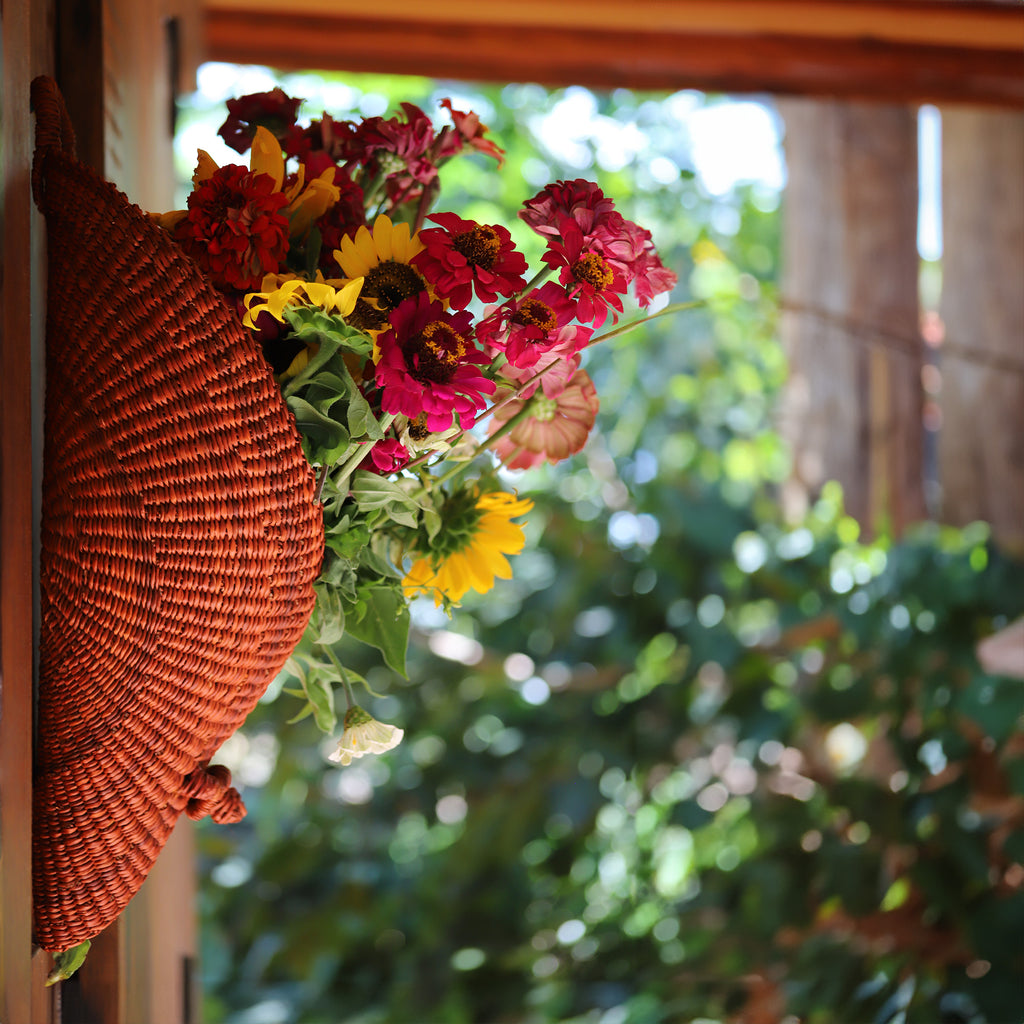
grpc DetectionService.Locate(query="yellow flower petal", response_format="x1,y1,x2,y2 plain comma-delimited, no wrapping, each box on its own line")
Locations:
193,150,219,186
249,126,284,191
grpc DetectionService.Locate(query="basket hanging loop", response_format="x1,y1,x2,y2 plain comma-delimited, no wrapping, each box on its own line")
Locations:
30,75,78,212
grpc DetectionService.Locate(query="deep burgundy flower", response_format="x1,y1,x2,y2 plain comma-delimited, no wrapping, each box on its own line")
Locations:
375,293,496,432
218,88,303,154
519,179,619,239
313,168,366,274
174,164,290,292
414,213,527,310
477,282,578,369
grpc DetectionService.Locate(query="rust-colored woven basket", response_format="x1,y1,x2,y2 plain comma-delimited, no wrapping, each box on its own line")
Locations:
30,76,324,952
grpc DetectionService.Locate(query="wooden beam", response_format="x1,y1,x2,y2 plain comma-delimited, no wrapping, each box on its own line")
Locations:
203,2,1024,107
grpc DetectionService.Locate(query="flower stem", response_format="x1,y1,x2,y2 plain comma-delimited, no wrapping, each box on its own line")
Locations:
589,300,705,347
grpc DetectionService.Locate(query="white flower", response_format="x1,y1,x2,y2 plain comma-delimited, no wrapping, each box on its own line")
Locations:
328,706,404,765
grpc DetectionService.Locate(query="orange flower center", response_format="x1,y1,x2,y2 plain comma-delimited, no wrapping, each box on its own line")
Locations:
571,252,613,291
514,298,557,332
452,225,501,269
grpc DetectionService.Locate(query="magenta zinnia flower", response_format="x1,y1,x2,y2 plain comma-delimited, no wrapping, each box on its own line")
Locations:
375,294,496,432
414,213,527,310
496,323,594,400
492,368,599,470
174,164,290,292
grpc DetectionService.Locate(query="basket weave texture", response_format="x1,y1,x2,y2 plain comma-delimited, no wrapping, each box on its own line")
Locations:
30,76,324,952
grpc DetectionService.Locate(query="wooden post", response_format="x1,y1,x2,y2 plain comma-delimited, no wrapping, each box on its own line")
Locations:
778,98,925,535
937,108,1024,552
1,0,59,1020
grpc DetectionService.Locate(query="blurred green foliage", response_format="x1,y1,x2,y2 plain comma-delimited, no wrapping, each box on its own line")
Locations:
183,70,1024,1024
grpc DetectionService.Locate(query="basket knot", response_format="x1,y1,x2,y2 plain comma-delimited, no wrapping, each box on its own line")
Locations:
183,763,246,824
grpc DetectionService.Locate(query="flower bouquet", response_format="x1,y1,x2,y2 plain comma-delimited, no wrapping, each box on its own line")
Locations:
155,86,678,762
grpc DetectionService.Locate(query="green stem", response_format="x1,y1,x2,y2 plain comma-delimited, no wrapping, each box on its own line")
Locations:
323,645,356,709
589,300,706,348
328,414,397,494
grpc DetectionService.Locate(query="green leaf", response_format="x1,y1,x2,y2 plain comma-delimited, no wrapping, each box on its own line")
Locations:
343,584,410,677
46,940,91,986
310,583,346,645
302,671,337,734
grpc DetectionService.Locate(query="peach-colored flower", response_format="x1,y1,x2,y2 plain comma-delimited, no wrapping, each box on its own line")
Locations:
492,368,599,469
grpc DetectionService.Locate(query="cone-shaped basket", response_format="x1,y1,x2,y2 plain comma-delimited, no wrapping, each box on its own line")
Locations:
30,76,324,952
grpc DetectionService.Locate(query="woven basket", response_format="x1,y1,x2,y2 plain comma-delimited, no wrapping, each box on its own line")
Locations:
30,76,324,952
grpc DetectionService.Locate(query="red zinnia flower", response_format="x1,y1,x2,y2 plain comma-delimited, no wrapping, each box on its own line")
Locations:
414,213,527,310
174,164,290,292
375,293,496,432
492,368,599,470
541,219,628,329
477,282,578,369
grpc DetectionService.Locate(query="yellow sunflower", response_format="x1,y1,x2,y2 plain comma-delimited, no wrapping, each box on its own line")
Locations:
333,214,428,334
403,490,533,607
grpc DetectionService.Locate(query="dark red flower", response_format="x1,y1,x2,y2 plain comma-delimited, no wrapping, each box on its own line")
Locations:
218,88,303,154
437,99,505,167
313,168,366,274
519,179,618,240
174,164,290,292
414,213,527,310
375,293,496,432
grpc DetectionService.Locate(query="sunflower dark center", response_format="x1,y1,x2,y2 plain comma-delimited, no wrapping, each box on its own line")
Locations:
452,225,501,269
513,298,557,333
572,252,613,291
365,260,426,311
406,320,467,385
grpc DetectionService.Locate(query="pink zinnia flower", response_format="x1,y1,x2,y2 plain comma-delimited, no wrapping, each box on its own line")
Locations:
375,294,496,432
542,219,628,328
492,368,599,470
174,164,290,292
414,212,527,310
496,323,592,401
477,282,578,369
592,217,678,307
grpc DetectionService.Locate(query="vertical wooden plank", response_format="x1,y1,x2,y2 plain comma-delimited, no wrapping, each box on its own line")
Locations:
123,821,199,1024
1,0,58,1020
778,98,924,535
938,108,1024,551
